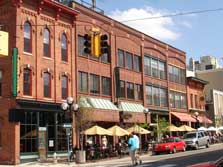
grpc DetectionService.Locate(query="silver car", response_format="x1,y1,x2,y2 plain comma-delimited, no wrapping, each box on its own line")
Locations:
183,131,210,150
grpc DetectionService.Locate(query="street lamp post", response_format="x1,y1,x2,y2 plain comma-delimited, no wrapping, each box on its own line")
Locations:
143,108,149,124
194,112,200,129
61,97,79,163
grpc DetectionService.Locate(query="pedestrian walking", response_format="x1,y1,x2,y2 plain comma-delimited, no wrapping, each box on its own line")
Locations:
128,133,136,166
133,132,142,165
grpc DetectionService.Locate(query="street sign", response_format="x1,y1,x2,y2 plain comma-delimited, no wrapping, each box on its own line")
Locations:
63,123,72,128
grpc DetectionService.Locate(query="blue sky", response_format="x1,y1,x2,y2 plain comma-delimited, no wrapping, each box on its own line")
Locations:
78,0,223,66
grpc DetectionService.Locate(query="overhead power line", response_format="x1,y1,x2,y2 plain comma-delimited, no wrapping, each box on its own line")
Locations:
121,8,223,23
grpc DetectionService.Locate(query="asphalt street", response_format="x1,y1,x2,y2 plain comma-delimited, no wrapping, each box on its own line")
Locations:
0,143,222,167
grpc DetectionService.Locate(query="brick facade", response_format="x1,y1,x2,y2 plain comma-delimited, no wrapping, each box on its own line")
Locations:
0,0,187,164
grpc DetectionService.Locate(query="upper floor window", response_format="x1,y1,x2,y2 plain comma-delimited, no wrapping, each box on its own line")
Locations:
134,55,141,72
0,71,2,96
78,35,88,57
118,49,125,67
43,28,50,57
102,77,111,96
43,72,51,98
190,94,193,108
168,65,185,84
159,61,166,80
170,91,187,109
23,68,32,96
195,95,198,108
146,85,152,105
135,84,142,100
90,74,100,94
24,21,32,53
144,55,166,80
126,52,133,70
61,33,67,62
78,71,88,93
120,81,125,98
127,82,134,99
62,75,68,99
146,84,168,107
101,53,110,63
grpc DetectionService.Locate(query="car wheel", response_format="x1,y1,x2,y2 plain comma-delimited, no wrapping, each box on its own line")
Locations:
153,151,159,155
182,146,186,152
206,141,210,148
170,147,176,154
195,143,199,150
173,147,176,153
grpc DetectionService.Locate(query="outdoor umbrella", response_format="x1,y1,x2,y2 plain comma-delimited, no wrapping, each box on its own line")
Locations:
127,125,151,134
198,126,207,131
107,125,130,136
179,125,195,132
83,125,112,136
164,125,183,132
207,126,217,131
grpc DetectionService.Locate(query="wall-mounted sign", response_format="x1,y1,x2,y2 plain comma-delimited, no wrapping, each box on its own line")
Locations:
0,31,9,56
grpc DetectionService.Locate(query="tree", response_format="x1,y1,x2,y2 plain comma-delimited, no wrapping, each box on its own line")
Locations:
75,107,93,151
153,117,169,141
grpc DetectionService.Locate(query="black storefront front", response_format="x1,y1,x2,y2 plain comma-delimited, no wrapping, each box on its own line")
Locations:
9,100,68,162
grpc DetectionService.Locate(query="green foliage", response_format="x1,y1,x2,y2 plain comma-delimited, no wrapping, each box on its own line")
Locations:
140,123,149,129
153,117,169,141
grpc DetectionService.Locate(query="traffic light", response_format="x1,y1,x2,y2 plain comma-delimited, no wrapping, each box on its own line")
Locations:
83,34,92,54
100,34,109,54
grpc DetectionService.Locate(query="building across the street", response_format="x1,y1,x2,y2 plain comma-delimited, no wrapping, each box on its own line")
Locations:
188,55,221,71
0,0,209,165
196,69,223,127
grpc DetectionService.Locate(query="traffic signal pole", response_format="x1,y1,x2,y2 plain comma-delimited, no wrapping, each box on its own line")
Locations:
83,27,109,57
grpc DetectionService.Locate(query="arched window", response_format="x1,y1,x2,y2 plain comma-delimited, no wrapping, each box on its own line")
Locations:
43,72,51,98
43,28,50,57
61,33,67,62
61,75,68,99
24,21,32,53
23,68,32,96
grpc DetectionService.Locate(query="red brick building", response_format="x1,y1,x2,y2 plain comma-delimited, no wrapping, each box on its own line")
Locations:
0,0,189,164
186,76,212,128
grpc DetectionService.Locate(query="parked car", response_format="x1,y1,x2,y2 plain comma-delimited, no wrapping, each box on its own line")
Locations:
152,137,186,155
183,131,210,150
187,156,223,167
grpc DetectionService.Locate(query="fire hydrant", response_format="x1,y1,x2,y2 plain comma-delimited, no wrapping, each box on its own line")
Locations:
53,152,57,163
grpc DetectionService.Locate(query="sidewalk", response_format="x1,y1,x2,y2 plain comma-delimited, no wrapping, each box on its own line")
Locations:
0,153,153,167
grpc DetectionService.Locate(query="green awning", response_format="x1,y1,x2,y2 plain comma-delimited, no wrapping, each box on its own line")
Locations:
118,102,145,112
78,97,119,110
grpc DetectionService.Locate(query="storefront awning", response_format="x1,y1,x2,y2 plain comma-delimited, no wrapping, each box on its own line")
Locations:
198,116,213,124
118,102,145,112
171,112,196,122
78,97,119,111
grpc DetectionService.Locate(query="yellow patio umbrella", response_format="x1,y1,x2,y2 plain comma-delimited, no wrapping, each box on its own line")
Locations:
107,125,130,136
127,125,151,134
83,125,112,136
179,125,195,132
164,125,183,132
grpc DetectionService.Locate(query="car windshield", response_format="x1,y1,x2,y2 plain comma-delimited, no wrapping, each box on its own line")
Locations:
183,133,196,139
163,138,174,143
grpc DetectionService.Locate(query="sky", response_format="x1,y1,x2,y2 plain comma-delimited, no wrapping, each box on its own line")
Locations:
77,0,223,66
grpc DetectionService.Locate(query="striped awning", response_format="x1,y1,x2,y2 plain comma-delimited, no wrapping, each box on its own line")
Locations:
118,102,145,112
78,97,119,111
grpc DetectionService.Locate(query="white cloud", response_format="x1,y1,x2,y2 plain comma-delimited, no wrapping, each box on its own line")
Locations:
181,21,192,29
109,7,181,41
